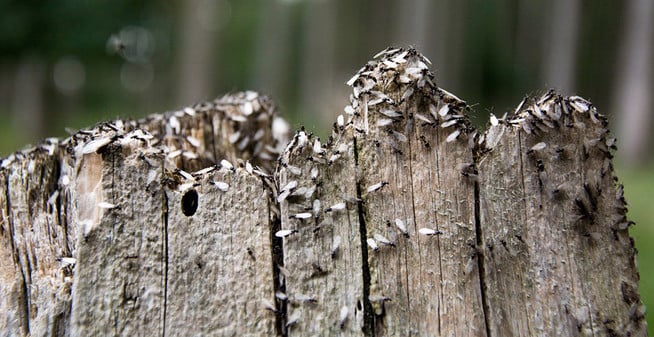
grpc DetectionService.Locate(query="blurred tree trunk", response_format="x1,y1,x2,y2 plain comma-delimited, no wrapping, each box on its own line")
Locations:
252,0,292,102
396,0,465,93
514,0,546,78
361,0,393,52
424,0,447,81
12,57,46,146
298,0,336,129
394,0,430,50
176,0,219,105
542,0,580,92
0,64,12,115
613,0,653,166
443,0,467,93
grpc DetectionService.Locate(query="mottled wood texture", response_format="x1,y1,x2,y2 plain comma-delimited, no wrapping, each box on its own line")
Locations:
477,92,645,336
0,49,647,337
349,50,485,336
1,92,288,337
277,127,367,336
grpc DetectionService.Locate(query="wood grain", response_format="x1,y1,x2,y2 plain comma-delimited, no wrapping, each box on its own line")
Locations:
0,49,647,337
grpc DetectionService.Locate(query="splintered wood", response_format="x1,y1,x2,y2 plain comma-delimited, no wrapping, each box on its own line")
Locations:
0,49,647,336
1,92,287,337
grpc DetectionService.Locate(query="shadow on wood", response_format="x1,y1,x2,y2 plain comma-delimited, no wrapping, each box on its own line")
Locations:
0,48,647,336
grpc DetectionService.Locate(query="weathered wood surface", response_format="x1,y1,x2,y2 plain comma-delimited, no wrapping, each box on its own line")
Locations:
349,50,485,336
278,126,367,336
1,139,74,337
0,48,648,336
477,93,644,335
1,92,288,337
69,136,166,336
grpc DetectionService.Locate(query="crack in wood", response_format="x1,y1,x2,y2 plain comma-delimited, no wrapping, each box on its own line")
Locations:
268,199,287,336
161,190,169,337
473,179,492,337
353,136,376,337
4,174,31,335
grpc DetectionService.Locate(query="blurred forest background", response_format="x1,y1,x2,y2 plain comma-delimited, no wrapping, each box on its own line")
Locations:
0,0,652,331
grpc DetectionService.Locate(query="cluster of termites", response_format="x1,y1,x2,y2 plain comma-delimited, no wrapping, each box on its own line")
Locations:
483,89,611,155
273,48,635,331
274,48,477,328
106,92,285,173
2,91,286,179
275,130,353,240
164,91,288,172
471,84,631,240
271,127,358,330
342,47,474,154
52,92,285,224
271,48,493,329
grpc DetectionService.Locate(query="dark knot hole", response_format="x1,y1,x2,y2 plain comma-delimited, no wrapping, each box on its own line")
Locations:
181,189,199,217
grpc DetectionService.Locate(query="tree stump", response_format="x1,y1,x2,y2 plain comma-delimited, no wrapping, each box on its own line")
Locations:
0,48,647,336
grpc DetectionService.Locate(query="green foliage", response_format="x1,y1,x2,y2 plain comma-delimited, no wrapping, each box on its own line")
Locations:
218,0,259,92
0,0,176,151
619,167,654,334
0,0,159,59
0,111,23,154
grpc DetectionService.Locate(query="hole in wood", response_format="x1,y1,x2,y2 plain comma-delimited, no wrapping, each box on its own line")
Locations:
181,189,199,216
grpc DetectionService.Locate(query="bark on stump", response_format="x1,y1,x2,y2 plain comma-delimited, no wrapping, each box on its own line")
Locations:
0,48,647,336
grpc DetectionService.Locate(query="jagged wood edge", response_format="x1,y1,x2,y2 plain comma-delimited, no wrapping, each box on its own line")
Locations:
476,90,645,334
0,91,290,336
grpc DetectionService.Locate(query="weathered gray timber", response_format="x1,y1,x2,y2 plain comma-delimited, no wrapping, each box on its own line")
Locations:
1,92,288,337
1,139,75,337
0,48,648,336
349,50,485,336
278,126,367,336
477,92,644,335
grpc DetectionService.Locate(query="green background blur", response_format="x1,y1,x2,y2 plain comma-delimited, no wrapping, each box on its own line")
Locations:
0,0,652,332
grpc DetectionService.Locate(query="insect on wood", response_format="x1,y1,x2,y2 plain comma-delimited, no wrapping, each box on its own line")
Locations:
0,48,645,337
